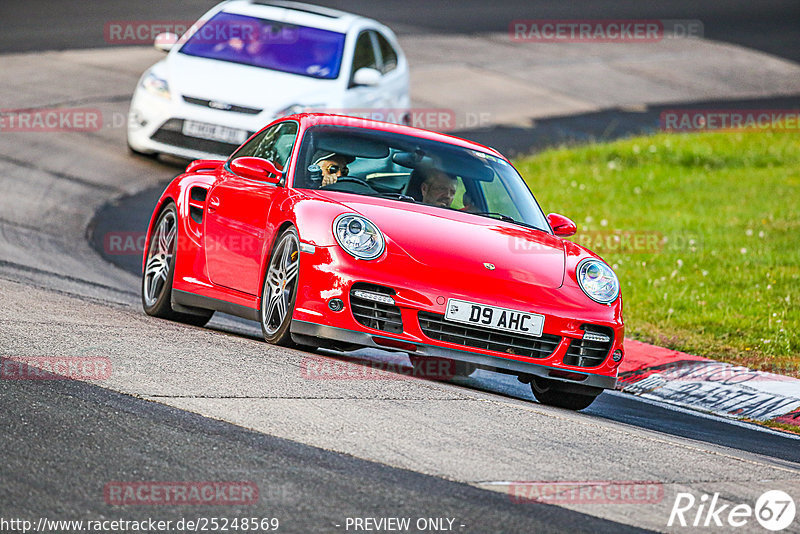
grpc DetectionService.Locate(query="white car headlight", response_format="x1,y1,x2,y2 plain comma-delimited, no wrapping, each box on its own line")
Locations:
141,71,171,100
333,214,384,260
577,259,620,304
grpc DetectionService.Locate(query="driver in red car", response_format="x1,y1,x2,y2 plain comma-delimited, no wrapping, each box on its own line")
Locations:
420,170,458,208
315,153,354,186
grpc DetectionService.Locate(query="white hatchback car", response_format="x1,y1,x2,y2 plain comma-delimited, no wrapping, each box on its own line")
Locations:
127,0,409,160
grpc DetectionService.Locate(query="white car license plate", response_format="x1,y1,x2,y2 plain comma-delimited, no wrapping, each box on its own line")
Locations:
445,299,544,337
182,120,247,145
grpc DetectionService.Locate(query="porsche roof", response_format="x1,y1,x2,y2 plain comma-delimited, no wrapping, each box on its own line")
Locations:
294,113,505,159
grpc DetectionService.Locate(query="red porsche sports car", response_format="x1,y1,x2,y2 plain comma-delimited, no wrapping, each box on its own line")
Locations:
142,113,624,410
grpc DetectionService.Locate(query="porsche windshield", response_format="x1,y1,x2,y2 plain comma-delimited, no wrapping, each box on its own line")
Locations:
294,125,550,231
179,12,346,79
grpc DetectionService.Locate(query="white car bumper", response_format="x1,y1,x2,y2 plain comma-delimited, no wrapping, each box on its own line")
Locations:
126,87,275,160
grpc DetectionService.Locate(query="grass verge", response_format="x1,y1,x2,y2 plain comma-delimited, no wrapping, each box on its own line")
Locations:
515,130,799,376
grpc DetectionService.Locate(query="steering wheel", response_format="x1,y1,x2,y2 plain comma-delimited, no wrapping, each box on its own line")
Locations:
325,176,373,189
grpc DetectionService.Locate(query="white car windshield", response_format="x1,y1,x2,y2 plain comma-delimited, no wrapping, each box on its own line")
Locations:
295,125,551,232
179,12,346,79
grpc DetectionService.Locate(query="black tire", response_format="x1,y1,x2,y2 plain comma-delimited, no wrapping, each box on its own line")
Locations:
141,202,214,327
530,377,599,410
409,355,476,381
127,141,159,160
260,227,300,346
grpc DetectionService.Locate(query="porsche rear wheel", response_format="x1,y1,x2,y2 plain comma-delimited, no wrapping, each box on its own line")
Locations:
530,377,599,410
261,227,300,345
141,202,213,327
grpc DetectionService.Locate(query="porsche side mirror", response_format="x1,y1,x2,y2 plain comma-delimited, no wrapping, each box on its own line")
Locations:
547,213,577,237
352,67,382,87
230,157,282,184
154,32,179,53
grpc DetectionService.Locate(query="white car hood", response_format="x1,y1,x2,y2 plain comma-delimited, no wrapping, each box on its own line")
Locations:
164,53,339,113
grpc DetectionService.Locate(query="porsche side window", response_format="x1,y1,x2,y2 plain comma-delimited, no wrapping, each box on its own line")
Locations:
231,122,298,175
231,128,270,160
350,31,378,85
376,32,397,74
255,122,298,167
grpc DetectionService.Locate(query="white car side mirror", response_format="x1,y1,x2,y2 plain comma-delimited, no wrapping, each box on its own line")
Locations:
154,32,179,53
352,67,382,87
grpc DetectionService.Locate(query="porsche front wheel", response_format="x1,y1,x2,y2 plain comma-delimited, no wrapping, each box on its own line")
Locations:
530,377,599,411
141,202,213,327
261,227,300,345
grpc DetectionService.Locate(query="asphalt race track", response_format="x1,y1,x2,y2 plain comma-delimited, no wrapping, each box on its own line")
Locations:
3,0,799,63
2,376,643,533
2,2,800,533
91,137,800,465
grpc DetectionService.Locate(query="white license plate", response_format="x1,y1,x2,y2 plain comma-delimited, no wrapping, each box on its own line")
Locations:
182,120,247,144
445,299,544,337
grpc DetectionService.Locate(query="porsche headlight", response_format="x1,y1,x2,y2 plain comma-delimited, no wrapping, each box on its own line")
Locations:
141,71,171,100
333,214,384,260
577,259,620,304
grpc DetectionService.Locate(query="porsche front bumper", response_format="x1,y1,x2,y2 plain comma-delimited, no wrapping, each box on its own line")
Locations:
291,320,617,391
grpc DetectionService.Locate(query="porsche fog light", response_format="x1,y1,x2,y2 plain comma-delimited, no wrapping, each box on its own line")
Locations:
577,259,620,304
583,331,611,343
333,214,384,260
352,289,395,305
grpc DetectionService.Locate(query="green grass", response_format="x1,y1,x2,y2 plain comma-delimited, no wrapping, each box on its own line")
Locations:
514,131,800,376
742,417,800,435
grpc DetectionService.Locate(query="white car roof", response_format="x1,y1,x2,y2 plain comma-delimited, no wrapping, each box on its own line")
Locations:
217,0,370,33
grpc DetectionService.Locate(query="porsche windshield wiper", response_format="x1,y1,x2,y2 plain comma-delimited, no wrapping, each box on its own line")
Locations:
471,211,546,232
472,211,516,223
377,192,417,202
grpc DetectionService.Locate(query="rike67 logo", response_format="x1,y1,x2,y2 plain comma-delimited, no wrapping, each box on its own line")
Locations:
668,490,795,531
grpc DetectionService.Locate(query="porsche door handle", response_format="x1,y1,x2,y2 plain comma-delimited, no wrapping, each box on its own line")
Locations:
208,196,220,212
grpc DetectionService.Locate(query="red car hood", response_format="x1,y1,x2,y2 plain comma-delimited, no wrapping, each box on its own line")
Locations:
314,193,566,289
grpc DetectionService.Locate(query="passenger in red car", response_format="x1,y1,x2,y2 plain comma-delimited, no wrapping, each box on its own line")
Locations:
461,193,478,213
420,170,457,208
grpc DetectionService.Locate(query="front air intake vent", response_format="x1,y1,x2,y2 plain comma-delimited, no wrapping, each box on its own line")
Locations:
563,325,614,368
349,283,403,334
